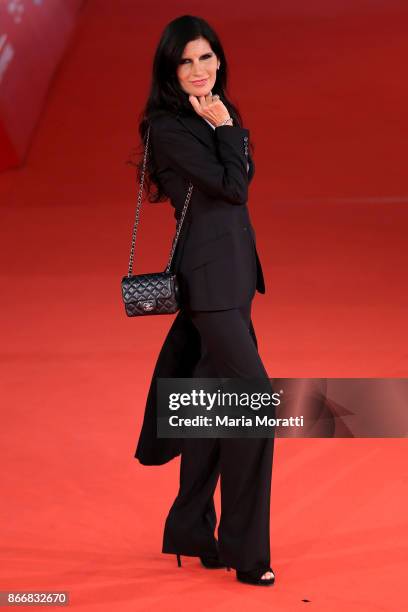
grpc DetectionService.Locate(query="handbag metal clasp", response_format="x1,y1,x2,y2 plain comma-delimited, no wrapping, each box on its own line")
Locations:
141,300,155,311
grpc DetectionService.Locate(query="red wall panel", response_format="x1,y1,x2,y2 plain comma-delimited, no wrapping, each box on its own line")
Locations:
0,0,85,171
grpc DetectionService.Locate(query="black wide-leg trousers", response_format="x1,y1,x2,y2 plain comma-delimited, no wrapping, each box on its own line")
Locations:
162,301,275,572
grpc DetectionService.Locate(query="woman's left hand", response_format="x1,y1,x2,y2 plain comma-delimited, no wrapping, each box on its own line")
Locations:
189,91,231,127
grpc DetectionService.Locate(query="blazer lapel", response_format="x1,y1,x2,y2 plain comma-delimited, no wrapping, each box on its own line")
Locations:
177,114,215,149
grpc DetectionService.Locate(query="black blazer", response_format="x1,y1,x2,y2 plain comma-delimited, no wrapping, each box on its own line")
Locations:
150,111,266,311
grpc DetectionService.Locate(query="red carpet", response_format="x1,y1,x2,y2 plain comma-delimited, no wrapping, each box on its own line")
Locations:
1,1,407,609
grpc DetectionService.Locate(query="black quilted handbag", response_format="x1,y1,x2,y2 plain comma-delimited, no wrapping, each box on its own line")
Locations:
121,124,194,316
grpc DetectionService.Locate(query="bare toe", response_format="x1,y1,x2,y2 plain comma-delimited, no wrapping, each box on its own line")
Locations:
261,571,274,580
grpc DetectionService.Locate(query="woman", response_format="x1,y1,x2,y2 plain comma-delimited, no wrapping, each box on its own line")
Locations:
132,15,275,586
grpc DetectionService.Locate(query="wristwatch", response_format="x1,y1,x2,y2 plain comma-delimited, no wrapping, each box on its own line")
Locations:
217,116,234,127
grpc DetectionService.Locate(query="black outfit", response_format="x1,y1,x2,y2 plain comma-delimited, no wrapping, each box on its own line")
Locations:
134,109,274,572
149,111,265,311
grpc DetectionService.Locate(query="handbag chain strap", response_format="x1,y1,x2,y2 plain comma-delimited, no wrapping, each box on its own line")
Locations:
127,123,194,277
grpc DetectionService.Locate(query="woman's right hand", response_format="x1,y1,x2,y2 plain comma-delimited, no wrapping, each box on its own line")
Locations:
189,92,233,128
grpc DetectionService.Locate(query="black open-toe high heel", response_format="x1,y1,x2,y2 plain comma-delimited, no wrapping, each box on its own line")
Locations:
236,566,275,586
176,553,231,570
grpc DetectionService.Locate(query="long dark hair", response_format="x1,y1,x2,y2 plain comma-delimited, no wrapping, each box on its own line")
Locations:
126,15,254,204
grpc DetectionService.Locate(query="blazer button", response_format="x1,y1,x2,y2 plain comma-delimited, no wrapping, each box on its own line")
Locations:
243,226,248,231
